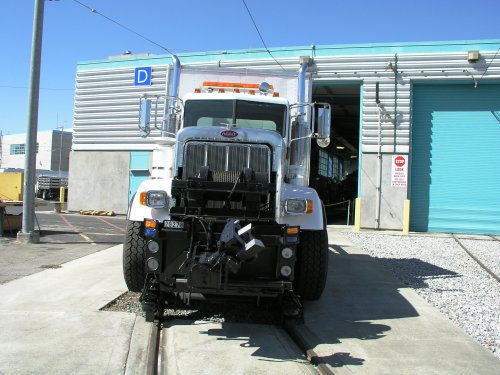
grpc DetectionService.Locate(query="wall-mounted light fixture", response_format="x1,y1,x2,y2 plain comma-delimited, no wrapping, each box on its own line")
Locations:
468,50,480,63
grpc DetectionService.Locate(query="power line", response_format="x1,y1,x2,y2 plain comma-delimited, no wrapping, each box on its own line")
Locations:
477,47,500,85
241,0,286,71
71,0,174,55
0,85,73,91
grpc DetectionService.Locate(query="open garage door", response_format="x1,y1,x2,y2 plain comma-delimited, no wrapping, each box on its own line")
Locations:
311,84,361,225
410,83,500,234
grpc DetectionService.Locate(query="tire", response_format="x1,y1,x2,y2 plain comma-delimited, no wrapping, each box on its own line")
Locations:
294,229,329,300
123,220,147,292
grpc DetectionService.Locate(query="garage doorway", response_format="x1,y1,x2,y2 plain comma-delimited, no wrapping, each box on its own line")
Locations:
311,83,361,225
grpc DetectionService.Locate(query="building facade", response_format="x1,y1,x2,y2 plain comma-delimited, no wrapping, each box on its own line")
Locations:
0,130,72,176
69,39,500,234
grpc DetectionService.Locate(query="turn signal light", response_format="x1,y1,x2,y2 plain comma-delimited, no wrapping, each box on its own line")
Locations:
286,226,300,235
144,219,156,229
140,192,147,205
306,199,313,214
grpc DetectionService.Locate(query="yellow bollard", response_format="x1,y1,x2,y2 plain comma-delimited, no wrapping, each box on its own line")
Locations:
354,198,361,232
60,186,65,203
403,199,410,234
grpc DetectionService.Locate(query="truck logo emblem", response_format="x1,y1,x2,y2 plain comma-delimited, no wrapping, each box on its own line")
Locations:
221,130,238,138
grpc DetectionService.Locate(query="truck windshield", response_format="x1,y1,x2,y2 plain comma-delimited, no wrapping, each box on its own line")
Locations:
183,99,286,136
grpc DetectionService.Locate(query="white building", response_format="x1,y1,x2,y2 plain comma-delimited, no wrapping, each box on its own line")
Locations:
0,130,72,176
69,39,500,234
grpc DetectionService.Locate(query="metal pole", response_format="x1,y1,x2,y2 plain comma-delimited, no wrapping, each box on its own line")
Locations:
347,200,351,225
58,125,63,177
18,0,45,244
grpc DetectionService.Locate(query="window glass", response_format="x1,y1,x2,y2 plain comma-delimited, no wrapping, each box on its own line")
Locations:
184,99,286,136
10,144,25,155
318,149,343,179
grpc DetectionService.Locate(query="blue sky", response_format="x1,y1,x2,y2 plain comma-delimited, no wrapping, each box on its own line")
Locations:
1,0,499,136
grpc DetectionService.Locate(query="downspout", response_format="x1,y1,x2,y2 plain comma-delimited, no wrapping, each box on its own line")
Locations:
375,82,382,229
393,53,398,153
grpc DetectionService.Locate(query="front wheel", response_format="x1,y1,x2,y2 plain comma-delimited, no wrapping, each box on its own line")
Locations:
123,220,147,292
294,229,329,300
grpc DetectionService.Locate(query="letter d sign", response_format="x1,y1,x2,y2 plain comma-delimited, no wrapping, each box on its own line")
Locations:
134,67,152,86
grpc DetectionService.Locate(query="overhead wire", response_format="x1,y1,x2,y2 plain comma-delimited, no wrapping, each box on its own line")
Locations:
476,47,500,86
71,0,174,55
0,85,73,91
241,0,286,71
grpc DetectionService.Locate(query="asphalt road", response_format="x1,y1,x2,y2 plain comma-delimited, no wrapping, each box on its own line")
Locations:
0,200,126,284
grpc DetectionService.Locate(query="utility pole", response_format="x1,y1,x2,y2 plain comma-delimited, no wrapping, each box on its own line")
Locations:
18,0,45,244
56,124,64,177
0,131,3,168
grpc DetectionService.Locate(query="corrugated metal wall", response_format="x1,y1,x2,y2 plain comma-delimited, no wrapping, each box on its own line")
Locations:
73,66,168,150
411,84,500,234
73,50,500,153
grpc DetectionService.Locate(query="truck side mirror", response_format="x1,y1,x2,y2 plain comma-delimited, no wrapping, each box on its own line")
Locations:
316,105,331,148
139,97,152,137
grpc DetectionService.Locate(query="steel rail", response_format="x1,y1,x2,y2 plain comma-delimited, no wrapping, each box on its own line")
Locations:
146,318,163,375
451,234,500,283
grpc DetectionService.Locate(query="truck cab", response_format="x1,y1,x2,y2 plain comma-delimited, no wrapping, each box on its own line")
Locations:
123,57,331,321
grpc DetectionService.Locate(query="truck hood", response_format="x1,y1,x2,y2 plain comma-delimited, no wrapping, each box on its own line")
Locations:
176,126,284,149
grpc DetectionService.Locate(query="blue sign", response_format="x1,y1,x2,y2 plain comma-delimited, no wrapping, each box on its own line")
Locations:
134,67,152,86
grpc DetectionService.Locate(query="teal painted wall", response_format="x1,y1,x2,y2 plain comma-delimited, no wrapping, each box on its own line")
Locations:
129,151,150,202
78,40,500,71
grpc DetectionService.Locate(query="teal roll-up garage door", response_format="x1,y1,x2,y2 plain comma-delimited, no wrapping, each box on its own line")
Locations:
411,83,500,234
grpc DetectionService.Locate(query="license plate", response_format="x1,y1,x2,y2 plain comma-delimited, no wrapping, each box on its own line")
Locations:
163,220,185,229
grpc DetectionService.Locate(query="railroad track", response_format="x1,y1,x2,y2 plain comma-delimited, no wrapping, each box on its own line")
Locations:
146,315,163,375
145,307,334,375
451,234,500,283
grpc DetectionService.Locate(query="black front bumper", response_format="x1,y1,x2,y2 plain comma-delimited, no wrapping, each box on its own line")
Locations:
143,219,298,298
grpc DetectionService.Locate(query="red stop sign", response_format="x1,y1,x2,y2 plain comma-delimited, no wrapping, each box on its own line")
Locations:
395,156,406,167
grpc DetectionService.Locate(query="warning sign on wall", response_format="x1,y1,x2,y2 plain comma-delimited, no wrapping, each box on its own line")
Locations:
391,155,408,188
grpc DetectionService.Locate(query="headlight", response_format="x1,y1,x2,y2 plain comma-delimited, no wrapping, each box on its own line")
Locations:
284,199,313,214
146,190,169,208
281,247,294,259
147,240,160,254
146,257,160,272
280,265,292,277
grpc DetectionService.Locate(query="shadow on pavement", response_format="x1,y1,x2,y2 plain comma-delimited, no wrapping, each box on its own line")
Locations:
296,244,458,370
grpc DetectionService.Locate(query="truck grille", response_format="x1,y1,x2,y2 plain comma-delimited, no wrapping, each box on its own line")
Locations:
183,142,271,182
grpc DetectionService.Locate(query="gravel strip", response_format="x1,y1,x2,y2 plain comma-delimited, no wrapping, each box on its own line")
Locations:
457,237,500,278
102,292,281,324
346,232,500,358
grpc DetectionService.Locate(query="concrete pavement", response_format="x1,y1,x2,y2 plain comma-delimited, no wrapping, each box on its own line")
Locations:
0,245,133,375
295,228,500,374
161,321,315,374
0,229,498,374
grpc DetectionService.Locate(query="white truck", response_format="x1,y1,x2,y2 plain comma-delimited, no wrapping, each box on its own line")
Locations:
123,56,331,321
